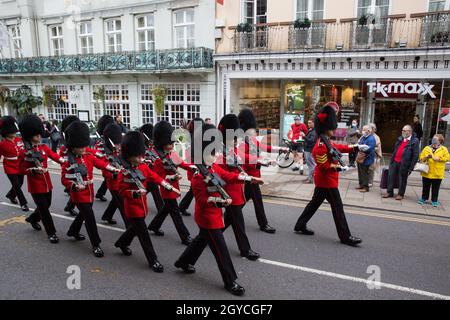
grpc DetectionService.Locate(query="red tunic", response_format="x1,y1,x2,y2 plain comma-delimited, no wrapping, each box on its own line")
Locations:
153,151,191,199
214,151,246,206
18,144,61,194
101,150,121,191
192,165,241,230
59,145,100,158
312,137,354,189
238,136,273,178
0,137,24,174
61,153,109,203
289,123,308,141
119,163,164,218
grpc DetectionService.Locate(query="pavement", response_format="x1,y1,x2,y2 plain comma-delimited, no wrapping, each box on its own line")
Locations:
0,170,449,300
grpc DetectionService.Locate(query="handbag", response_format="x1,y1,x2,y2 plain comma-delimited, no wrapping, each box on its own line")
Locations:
356,151,366,164
414,161,429,174
380,167,399,189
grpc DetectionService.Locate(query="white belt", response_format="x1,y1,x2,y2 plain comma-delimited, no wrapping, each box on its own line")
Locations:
4,157,18,161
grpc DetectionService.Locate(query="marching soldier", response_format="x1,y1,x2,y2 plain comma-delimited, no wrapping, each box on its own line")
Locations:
175,123,263,296
0,116,29,211
18,114,66,243
94,115,115,202
238,109,289,234
61,121,120,257
115,131,180,272
148,121,194,245
216,114,260,261
294,103,368,246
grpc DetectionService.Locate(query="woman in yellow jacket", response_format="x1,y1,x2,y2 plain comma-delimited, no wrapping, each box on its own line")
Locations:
418,134,450,207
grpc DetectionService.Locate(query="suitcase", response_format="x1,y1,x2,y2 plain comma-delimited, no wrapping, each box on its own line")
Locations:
380,167,399,189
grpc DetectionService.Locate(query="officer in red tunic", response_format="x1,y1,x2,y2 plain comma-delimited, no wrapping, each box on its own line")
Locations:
238,109,289,234
94,115,115,202
115,131,180,272
62,121,119,257
148,121,194,245
18,115,65,243
0,116,28,211
294,104,369,246
216,114,261,261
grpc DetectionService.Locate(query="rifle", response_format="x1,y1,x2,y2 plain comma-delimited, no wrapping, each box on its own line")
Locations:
320,135,346,167
122,158,147,194
196,164,231,201
65,151,88,187
104,138,123,177
155,149,180,175
23,141,44,169
145,149,159,164
222,143,245,173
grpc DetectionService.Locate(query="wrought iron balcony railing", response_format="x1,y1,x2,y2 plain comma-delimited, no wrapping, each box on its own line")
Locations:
0,47,214,75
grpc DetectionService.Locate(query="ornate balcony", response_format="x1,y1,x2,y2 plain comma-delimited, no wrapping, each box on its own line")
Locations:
0,47,214,75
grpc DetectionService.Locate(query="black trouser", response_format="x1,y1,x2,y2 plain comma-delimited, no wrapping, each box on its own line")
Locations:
96,179,107,197
179,187,194,212
223,205,251,255
101,190,128,225
6,174,27,206
147,182,164,213
177,228,237,287
51,139,58,153
244,183,268,227
387,161,410,197
29,192,56,236
68,203,101,247
349,151,357,166
295,187,351,242
116,217,158,265
357,164,371,189
65,199,75,211
422,177,442,202
148,199,190,242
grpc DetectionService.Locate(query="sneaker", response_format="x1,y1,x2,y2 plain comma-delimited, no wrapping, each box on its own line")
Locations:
291,166,299,172
418,198,426,205
432,201,440,207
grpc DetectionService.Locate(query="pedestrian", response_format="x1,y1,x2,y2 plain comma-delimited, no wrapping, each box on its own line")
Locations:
346,119,360,167
115,114,129,134
205,118,213,125
62,121,120,257
49,120,61,153
19,114,66,243
413,115,423,145
294,103,369,246
287,115,308,173
368,123,382,187
94,115,115,202
355,125,376,192
382,125,420,200
0,116,29,211
417,134,450,207
115,131,180,272
304,119,318,183
39,114,51,147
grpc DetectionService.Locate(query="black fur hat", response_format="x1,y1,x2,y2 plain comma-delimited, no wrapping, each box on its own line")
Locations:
314,104,338,135
187,117,204,134
19,114,43,141
103,123,123,150
0,116,19,137
153,121,174,150
191,123,220,164
218,114,240,140
61,115,80,133
238,109,257,132
121,131,146,159
66,121,91,149
140,123,154,143
97,115,114,136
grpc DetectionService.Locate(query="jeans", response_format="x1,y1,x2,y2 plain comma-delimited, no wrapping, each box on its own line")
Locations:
304,151,316,182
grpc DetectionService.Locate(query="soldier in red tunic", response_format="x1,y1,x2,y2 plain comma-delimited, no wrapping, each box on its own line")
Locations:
94,115,115,202
114,131,180,272
62,121,120,257
294,104,369,247
18,115,66,243
0,116,28,211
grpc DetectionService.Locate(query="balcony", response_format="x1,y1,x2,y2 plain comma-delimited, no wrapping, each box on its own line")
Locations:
0,47,214,75
229,12,450,54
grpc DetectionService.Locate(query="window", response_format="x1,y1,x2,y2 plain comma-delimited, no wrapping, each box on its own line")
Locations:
47,85,78,122
139,83,201,127
357,0,389,18
296,0,324,20
9,25,22,58
50,25,64,56
92,85,130,127
79,21,93,54
136,14,155,51
105,19,122,53
428,0,450,11
243,0,267,24
173,9,195,48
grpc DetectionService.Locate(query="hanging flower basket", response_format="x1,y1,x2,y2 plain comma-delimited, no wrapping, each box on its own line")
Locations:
236,22,253,33
152,86,166,115
42,85,56,112
294,18,312,29
358,14,375,26
93,86,106,114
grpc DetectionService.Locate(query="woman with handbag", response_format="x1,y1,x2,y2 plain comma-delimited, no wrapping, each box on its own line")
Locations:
417,134,450,207
355,125,376,192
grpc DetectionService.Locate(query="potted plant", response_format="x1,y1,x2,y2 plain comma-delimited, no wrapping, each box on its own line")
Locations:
42,85,56,112
0,85,10,109
152,85,166,115
236,22,253,33
93,86,106,114
294,18,312,29
7,85,43,116
358,14,375,26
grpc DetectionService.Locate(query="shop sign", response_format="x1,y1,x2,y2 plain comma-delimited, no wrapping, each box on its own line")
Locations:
367,82,436,98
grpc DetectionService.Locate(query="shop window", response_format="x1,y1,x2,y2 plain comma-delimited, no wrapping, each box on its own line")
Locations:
92,85,130,127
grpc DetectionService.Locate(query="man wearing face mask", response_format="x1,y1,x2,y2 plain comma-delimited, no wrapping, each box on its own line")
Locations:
382,125,420,200
355,125,376,193
347,119,360,167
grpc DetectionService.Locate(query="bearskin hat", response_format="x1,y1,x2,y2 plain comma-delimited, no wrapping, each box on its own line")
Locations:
187,117,204,134
218,114,240,141
103,123,123,150
314,104,338,135
153,121,174,150
140,123,154,143
238,109,257,132
97,115,114,136
0,116,19,137
65,121,91,149
121,131,146,159
19,114,43,141
61,115,80,133
191,123,220,164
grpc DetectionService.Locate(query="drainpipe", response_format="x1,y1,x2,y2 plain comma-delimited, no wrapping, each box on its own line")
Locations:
435,79,445,135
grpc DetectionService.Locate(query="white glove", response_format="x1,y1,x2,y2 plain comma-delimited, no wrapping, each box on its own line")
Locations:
358,144,370,152
338,165,350,172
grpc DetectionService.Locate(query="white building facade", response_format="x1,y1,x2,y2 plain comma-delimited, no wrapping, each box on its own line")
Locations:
0,0,216,128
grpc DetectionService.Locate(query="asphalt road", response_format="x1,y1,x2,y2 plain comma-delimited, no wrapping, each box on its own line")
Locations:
0,170,449,300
